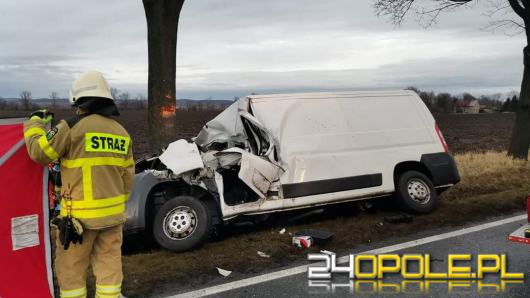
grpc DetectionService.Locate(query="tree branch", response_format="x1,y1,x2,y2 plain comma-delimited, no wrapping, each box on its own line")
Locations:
508,0,526,19
374,0,473,27
482,0,526,35
484,18,526,34
374,0,415,25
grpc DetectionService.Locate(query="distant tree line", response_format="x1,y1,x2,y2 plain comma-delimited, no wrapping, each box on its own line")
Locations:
501,95,519,112
0,89,148,111
110,87,147,110
0,89,227,112
406,87,507,114
0,87,513,114
0,91,42,111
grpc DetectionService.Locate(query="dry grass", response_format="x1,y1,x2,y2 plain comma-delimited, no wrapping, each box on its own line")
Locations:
444,151,530,199
118,151,529,297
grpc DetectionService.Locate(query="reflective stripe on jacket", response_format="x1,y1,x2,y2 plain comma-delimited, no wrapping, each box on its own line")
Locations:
24,114,134,229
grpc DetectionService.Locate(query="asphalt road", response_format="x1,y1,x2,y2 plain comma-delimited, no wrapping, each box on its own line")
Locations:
170,215,529,298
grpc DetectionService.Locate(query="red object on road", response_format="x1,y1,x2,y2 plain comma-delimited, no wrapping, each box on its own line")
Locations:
0,118,54,298
507,194,530,245
508,224,530,244
292,235,313,248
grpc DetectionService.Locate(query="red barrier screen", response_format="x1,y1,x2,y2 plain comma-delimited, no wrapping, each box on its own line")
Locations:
0,118,54,298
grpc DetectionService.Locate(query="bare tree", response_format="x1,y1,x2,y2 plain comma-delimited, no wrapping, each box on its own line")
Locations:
110,87,120,100
135,93,147,110
136,93,146,101
204,96,214,111
118,92,130,109
483,1,525,35
19,90,32,110
436,92,454,113
374,0,475,27
49,91,59,108
143,0,186,151
375,0,530,159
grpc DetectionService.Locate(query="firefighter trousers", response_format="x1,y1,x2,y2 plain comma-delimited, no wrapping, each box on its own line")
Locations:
55,224,123,298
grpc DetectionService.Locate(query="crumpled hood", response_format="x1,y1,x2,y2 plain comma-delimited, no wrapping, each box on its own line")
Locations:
159,139,204,176
193,98,248,149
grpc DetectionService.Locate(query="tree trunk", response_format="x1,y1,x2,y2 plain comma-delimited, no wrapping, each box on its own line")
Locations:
143,0,185,152
507,46,530,159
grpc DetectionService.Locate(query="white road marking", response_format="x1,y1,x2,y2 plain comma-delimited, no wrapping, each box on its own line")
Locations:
166,214,526,298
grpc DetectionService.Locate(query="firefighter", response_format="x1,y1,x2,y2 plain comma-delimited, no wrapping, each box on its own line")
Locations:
23,70,134,298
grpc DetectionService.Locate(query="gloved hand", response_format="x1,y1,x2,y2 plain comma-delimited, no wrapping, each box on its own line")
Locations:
29,109,54,124
51,216,83,250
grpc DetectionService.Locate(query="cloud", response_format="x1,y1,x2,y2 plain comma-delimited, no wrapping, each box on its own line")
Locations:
0,0,526,99
167,51,521,97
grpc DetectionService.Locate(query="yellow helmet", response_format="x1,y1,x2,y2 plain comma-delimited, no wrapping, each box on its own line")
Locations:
69,70,114,105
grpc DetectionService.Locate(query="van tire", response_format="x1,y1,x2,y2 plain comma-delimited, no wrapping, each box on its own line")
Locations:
152,196,213,252
395,171,437,214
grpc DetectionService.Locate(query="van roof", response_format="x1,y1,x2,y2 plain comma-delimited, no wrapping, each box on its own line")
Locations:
248,90,416,102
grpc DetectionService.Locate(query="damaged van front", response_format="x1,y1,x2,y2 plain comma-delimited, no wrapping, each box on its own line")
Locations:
125,97,285,251
126,91,460,252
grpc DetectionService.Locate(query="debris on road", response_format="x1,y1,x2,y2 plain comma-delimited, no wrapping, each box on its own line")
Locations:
294,229,334,245
384,213,414,224
216,267,232,277
257,251,271,258
292,235,313,248
279,228,286,235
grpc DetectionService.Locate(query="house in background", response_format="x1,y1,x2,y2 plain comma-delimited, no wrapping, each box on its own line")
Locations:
454,99,480,114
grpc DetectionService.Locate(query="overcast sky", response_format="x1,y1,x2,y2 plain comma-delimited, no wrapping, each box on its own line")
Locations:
0,0,525,99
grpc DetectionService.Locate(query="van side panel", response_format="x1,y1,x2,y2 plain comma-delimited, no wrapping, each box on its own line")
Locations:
250,92,444,207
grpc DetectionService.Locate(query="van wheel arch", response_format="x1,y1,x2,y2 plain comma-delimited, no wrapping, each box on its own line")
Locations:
145,181,221,236
393,161,433,185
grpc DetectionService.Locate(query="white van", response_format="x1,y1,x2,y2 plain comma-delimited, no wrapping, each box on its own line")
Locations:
127,91,460,251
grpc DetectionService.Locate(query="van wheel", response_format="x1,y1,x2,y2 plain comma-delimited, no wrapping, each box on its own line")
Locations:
395,171,437,214
152,195,213,252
